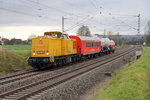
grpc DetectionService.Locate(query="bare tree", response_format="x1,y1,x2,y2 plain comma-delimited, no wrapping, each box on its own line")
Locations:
77,25,92,37
28,34,36,44
28,34,36,40
107,31,113,38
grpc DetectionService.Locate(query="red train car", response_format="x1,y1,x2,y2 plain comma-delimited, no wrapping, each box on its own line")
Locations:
69,36,101,55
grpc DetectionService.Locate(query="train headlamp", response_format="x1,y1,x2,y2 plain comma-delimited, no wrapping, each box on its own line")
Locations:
46,53,49,55
33,53,36,55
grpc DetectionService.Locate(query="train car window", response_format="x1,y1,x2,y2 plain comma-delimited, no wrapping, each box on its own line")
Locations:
91,42,93,47
93,42,95,47
86,42,89,48
90,42,99,47
86,42,99,48
86,42,92,48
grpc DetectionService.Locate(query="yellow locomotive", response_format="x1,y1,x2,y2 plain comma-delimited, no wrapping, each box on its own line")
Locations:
28,32,78,68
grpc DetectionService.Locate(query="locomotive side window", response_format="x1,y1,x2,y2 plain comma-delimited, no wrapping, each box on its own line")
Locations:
44,34,52,38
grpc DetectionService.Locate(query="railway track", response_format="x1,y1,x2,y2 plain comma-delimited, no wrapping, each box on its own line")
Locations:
0,47,136,100
0,47,130,86
0,69,35,82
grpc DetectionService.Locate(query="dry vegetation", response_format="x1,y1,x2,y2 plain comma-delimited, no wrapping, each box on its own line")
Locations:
0,46,31,75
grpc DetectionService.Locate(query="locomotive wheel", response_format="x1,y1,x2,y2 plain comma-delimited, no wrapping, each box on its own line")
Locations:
62,59,66,66
53,61,57,67
58,59,63,67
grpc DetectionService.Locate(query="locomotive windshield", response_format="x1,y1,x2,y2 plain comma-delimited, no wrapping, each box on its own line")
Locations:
44,32,64,38
63,34,70,39
44,32,70,39
56,33,64,38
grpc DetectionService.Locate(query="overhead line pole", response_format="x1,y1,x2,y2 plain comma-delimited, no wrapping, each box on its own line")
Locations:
136,14,141,45
62,16,65,32
62,16,69,32
137,14,140,35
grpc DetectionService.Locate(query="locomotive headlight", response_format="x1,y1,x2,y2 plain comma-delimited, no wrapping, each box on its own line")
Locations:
33,53,36,55
46,52,49,55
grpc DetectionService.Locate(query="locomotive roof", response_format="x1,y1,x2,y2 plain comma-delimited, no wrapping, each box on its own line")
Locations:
78,36,100,41
44,31,68,35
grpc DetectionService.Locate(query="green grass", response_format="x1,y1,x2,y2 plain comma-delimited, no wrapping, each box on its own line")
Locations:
92,47,150,100
0,45,31,51
115,45,128,50
0,45,31,75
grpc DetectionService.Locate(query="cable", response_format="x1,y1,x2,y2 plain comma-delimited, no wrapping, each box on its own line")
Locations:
26,0,78,16
88,0,139,34
111,16,137,31
88,0,121,32
0,7,42,18
61,0,92,14
109,13,138,17
88,0,100,12
65,16,93,32
65,15,90,31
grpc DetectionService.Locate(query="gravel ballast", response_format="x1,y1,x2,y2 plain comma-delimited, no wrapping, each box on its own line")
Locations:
28,50,135,100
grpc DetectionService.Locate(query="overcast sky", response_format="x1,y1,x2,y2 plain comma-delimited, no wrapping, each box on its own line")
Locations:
0,0,149,40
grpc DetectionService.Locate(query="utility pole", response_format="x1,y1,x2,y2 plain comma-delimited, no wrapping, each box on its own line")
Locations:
62,16,68,32
137,14,140,35
137,14,140,44
62,16,65,32
104,29,106,36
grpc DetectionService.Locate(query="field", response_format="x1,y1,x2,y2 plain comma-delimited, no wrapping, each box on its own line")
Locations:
92,47,150,100
1,45,31,52
0,45,31,75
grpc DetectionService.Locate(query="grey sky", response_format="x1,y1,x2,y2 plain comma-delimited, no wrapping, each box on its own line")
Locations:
0,0,149,39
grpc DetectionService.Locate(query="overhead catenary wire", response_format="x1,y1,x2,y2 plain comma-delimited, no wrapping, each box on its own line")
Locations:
65,16,93,32
0,7,43,18
26,0,78,17
111,16,138,31
88,0,122,32
64,15,90,31
88,0,101,13
88,0,140,34
0,0,142,36
0,0,50,19
61,0,92,15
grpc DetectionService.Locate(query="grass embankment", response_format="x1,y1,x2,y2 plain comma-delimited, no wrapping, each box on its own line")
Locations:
115,45,128,50
0,45,31,75
92,47,150,100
